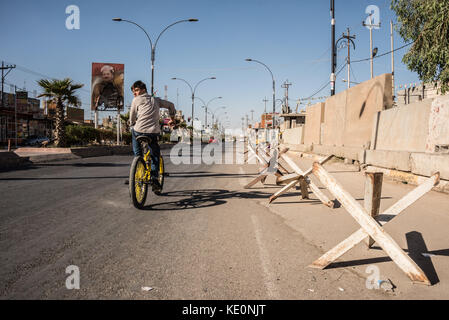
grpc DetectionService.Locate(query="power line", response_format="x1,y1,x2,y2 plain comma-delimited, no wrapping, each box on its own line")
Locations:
302,62,347,100
351,42,413,64
1,59,91,95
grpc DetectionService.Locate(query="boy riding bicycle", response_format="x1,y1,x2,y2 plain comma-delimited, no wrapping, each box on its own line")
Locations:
128,80,176,190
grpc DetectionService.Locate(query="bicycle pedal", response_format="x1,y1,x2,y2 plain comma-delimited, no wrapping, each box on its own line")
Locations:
164,172,170,177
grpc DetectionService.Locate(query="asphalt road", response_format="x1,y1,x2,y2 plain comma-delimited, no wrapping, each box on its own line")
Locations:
0,149,387,299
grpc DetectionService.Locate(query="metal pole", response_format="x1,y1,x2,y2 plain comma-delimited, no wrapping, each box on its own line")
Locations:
1,61,4,109
151,48,155,95
347,28,350,89
191,93,194,128
272,79,275,128
330,0,336,96
391,20,395,99
370,15,373,79
117,108,120,145
14,86,17,147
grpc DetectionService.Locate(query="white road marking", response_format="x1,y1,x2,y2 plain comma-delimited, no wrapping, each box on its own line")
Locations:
251,214,280,299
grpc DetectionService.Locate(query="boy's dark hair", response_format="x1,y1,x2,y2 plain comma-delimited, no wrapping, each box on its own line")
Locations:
131,80,147,92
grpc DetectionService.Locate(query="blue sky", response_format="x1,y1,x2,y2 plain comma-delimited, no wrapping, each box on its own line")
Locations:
1,0,420,128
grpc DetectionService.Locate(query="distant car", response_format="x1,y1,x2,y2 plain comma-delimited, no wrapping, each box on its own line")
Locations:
24,135,50,146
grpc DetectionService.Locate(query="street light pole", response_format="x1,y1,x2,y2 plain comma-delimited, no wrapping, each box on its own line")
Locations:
172,77,216,128
113,18,198,95
245,58,276,128
195,96,222,128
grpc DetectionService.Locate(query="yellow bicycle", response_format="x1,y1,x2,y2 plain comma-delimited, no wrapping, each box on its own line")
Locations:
129,136,165,209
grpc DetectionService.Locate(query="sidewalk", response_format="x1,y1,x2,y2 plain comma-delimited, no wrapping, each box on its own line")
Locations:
241,150,449,299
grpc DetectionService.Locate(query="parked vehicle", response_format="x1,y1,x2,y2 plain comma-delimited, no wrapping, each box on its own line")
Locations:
24,135,50,147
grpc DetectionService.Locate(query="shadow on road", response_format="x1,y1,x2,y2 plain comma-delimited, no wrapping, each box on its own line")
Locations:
325,231,448,285
143,188,271,211
35,162,130,168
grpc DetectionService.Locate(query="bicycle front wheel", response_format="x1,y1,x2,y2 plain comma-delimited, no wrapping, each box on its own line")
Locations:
129,156,148,209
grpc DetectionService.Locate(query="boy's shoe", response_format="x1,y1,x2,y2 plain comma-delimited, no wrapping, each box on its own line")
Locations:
150,176,161,193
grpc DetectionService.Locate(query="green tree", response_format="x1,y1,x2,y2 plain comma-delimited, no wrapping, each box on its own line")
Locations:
120,111,130,132
37,78,84,147
391,0,449,93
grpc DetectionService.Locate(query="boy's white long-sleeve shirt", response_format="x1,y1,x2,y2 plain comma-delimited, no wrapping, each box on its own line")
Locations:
129,93,175,134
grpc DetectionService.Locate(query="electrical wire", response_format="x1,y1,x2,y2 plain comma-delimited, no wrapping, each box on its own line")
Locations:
351,42,413,64
301,62,347,100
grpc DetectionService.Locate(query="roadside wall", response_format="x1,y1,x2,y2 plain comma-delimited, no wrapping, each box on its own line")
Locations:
303,102,324,145
321,73,393,148
426,95,449,153
282,126,304,145
373,99,432,152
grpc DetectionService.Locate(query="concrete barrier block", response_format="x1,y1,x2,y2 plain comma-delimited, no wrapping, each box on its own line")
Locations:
410,153,449,180
282,143,312,152
282,127,304,145
365,149,411,172
312,145,365,162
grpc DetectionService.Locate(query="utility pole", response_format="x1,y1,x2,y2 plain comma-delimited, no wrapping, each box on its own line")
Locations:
164,85,168,100
330,0,336,96
1,61,16,108
250,109,254,124
281,80,292,113
363,13,381,79
245,114,249,128
390,20,395,99
341,28,356,89
14,86,17,147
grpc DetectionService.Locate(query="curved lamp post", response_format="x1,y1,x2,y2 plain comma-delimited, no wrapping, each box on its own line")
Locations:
209,106,226,129
215,111,227,129
172,77,216,127
195,96,222,128
245,58,276,128
113,18,198,95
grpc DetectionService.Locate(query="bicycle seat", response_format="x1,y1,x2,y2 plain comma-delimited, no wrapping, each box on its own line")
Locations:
136,135,152,143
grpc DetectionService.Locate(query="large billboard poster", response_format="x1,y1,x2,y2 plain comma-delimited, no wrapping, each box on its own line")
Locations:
91,62,124,110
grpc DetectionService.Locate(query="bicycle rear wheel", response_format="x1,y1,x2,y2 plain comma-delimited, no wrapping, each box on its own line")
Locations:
154,155,164,196
129,156,148,209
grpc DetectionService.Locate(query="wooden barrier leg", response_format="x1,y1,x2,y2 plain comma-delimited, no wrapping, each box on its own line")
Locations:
311,163,431,285
310,173,440,271
299,177,309,199
364,172,383,248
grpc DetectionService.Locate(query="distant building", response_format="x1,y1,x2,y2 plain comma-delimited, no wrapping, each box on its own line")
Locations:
0,91,50,145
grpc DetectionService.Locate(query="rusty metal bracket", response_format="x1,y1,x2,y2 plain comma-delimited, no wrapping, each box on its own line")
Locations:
309,162,440,285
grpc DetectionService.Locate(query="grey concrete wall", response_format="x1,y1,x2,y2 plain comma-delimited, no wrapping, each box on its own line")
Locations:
304,102,324,145
426,95,449,153
321,73,393,148
374,99,432,153
282,127,304,145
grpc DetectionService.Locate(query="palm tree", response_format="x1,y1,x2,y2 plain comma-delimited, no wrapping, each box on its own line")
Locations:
37,78,84,147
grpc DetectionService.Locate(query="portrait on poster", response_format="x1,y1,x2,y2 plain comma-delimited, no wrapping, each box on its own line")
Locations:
91,62,124,110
